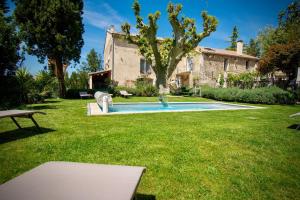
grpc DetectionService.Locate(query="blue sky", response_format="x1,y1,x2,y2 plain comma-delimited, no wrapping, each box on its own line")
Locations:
9,0,293,75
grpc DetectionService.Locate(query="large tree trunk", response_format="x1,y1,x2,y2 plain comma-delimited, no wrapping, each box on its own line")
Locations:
155,71,167,89
55,58,66,98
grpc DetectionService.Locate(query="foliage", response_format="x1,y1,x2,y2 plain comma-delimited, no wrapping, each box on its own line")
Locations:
202,86,296,104
227,72,258,89
65,70,89,90
258,42,300,80
134,79,158,96
226,26,239,51
122,0,217,88
15,67,45,104
14,0,84,98
35,70,58,98
0,0,9,13
113,79,158,97
256,26,279,55
257,1,300,81
15,67,34,103
246,38,260,57
81,49,102,72
0,0,21,76
170,86,192,96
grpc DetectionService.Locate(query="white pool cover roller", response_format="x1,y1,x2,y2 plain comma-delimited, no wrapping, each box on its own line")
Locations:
94,91,113,113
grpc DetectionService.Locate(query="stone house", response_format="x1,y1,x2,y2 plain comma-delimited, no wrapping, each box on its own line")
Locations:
88,27,259,89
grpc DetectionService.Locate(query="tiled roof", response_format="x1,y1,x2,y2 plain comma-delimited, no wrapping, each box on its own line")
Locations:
197,46,259,60
110,31,259,60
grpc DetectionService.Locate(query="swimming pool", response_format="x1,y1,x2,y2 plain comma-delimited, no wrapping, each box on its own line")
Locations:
103,102,261,114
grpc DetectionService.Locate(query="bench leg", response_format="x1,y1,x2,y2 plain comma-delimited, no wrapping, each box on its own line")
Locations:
29,115,41,130
11,117,22,129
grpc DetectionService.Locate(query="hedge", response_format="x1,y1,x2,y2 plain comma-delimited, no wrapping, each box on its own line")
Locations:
201,86,296,104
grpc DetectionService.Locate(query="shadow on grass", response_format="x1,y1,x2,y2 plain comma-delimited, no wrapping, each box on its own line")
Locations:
287,124,300,130
135,194,156,200
0,127,55,144
26,105,58,110
44,100,61,103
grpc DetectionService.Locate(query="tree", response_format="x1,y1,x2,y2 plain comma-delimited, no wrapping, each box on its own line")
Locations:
66,71,88,89
258,0,300,81
246,38,260,57
0,0,9,13
14,0,84,98
256,26,279,55
226,26,238,51
258,42,300,80
121,0,217,88
0,0,21,76
82,48,102,72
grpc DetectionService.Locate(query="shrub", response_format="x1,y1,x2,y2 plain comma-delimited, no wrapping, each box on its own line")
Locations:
202,86,296,104
170,86,193,96
227,72,257,89
35,70,59,98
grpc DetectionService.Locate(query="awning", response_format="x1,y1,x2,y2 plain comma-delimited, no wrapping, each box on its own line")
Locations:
88,69,111,76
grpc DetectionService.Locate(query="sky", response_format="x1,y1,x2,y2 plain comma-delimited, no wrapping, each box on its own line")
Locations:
8,0,294,75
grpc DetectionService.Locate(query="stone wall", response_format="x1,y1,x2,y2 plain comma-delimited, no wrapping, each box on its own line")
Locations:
113,36,156,86
103,31,113,71
199,54,257,87
105,33,258,88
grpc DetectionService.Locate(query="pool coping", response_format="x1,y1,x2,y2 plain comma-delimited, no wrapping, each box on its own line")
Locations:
87,102,265,116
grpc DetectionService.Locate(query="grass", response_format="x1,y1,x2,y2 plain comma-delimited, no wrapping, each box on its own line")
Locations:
0,96,300,200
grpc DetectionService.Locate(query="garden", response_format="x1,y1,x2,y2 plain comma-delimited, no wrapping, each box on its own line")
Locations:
1,0,300,199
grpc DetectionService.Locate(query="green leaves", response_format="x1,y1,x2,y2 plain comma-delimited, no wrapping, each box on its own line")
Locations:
14,0,84,97
122,0,218,87
14,0,84,63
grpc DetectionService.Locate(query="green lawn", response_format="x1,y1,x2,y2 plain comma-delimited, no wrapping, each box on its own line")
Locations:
0,97,300,200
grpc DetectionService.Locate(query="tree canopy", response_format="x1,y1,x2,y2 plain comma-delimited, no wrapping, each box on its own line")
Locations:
122,0,217,88
226,26,239,51
258,0,300,80
82,48,102,72
0,0,21,76
246,38,260,57
14,0,84,97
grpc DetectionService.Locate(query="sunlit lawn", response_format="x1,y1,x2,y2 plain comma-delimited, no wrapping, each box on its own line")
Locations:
0,97,299,199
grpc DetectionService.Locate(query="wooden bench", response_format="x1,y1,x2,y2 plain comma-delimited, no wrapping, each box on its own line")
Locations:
0,110,46,130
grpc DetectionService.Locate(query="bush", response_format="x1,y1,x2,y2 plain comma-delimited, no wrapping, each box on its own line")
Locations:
114,85,158,97
170,86,193,96
227,72,257,89
35,70,59,98
112,78,158,97
202,86,296,104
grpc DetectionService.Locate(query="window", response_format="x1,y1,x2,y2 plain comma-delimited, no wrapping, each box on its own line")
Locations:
186,57,193,71
246,60,250,70
224,58,228,71
140,59,151,74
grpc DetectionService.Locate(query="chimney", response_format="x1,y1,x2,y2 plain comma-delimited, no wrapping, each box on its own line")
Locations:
108,25,115,33
236,40,243,55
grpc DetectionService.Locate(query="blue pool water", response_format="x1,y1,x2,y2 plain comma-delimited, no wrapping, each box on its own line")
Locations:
108,102,256,114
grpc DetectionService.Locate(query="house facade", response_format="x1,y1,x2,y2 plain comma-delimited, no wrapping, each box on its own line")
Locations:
89,27,259,89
